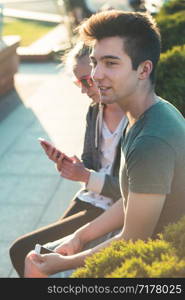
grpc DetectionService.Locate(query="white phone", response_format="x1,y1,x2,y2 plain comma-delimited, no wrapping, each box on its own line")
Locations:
35,243,54,254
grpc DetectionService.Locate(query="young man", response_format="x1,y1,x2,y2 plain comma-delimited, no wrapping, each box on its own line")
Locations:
24,10,185,277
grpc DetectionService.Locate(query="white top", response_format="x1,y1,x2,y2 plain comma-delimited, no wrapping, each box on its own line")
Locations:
77,117,126,210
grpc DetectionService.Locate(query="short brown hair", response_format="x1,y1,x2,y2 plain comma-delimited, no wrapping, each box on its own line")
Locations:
79,10,161,83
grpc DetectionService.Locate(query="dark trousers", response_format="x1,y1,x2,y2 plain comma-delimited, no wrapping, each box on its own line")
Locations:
9,198,104,278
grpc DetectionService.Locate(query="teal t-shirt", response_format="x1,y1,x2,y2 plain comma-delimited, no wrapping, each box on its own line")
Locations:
120,98,185,237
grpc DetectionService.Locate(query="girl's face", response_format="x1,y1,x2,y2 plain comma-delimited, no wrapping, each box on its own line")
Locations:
73,55,100,103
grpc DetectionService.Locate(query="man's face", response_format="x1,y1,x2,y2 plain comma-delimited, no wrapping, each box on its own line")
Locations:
90,36,139,107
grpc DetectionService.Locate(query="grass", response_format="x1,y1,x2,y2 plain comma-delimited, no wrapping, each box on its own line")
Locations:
2,17,57,46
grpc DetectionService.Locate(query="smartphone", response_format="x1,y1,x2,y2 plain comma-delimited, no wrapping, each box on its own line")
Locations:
40,246,54,254
38,137,72,162
35,243,54,254
38,138,61,158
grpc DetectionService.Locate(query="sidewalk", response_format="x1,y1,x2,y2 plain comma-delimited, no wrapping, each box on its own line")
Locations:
3,8,63,23
0,60,89,278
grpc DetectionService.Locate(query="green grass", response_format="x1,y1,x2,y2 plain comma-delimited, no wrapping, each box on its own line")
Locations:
2,17,57,46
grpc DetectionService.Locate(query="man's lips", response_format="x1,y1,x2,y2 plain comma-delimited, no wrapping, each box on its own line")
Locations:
98,86,111,93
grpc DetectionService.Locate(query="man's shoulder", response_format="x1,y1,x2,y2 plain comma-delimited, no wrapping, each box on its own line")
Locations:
148,99,184,125
140,100,185,142
124,100,185,155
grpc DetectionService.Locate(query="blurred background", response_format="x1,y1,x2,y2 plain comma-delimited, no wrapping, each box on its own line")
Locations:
0,0,184,278
0,0,172,95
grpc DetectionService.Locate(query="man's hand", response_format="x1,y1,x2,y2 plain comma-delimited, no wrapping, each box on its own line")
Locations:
60,156,90,183
24,251,70,278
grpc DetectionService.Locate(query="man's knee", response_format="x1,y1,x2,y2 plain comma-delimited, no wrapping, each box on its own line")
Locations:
24,251,35,278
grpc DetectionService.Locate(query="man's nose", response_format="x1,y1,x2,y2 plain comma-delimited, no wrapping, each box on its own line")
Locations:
81,85,87,94
92,64,104,82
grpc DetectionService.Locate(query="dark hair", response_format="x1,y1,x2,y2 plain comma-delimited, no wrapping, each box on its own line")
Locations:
79,10,161,83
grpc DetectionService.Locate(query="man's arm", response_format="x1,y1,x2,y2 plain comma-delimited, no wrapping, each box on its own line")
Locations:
24,198,125,277
55,198,125,255
121,192,166,241
56,192,166,270
120,137,173,240
75,197,124,245
24,193,166,277
78,192,166,257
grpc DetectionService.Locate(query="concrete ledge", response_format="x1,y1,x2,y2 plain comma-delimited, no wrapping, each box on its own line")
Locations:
17,46,52,62
0,35,20,95
3,8,63,23
16,23,69,62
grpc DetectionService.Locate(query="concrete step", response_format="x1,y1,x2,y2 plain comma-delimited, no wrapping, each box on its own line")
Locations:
0,35,20,95
16,23,70,61
3,8,63,23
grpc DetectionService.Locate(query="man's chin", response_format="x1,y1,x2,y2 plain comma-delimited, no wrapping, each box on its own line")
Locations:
100,96,115,104
91,96,100,103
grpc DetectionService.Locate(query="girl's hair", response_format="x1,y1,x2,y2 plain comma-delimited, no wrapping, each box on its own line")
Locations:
64,41,91,74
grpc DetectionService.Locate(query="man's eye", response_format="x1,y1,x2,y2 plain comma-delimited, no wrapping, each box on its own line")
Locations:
90,61,97,67
106,61,117,66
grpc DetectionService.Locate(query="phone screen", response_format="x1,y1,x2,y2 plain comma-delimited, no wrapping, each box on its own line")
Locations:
40,246,54,254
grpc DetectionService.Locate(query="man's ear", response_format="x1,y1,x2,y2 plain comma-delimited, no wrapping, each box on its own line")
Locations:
138,60,153,80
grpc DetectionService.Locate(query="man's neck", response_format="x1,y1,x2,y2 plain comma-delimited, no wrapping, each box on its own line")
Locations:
103,103,124,133
120,89,158,128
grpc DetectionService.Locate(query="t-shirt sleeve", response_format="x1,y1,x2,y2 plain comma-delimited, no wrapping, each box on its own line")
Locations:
126,136,175,194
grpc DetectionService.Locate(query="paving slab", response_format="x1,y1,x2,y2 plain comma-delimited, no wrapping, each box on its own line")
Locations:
0,241,15,278
0,61,89,278
0,203,45,242
41,179,81,225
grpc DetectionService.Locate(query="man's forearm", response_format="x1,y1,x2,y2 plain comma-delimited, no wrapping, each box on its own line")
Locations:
66,231,122,270
76,198,124,245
